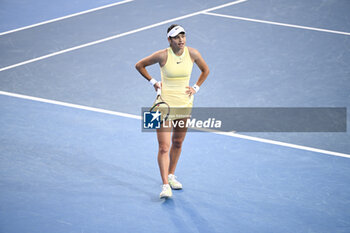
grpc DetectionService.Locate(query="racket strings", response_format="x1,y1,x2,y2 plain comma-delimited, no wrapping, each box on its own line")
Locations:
150,100,170,123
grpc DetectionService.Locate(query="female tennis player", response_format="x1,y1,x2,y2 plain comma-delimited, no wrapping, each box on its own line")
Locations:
135,24,209,198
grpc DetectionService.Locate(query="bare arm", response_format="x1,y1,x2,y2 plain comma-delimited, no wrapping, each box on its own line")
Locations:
187,47,210,95
135,50,166,91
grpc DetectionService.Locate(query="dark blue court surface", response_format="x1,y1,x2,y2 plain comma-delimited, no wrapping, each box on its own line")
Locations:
1,0,350,232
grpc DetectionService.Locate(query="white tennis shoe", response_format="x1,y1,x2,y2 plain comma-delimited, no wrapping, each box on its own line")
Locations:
168,174,183,190
159,184,172,199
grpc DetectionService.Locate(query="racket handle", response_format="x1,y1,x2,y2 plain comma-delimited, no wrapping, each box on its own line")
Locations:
156,88,162,96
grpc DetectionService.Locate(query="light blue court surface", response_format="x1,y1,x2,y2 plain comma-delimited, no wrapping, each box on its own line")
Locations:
1,0,350,232
2,95,350,233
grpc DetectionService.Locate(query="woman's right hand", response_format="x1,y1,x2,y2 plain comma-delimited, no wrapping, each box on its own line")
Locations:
154,81,161,92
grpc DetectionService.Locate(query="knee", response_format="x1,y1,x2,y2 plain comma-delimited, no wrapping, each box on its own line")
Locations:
172,138,183,149
158,144,170,155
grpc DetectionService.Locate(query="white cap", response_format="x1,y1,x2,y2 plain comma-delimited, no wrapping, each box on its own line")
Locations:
167,26,186,38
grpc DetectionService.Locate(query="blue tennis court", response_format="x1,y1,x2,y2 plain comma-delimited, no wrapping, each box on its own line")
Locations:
1,0,350,232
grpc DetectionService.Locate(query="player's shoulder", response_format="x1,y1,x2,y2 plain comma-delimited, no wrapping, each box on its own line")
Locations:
187,47,201,59
148,49,167,64
154,48,168,55
153,48,168,59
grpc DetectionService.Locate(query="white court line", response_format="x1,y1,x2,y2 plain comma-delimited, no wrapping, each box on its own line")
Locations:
202,12,350,36
0,0,247,72
0,91,141,120
214,131,350,159
1,90,349,159
0,0,134,36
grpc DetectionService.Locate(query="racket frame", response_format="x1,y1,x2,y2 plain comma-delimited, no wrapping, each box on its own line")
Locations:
149,89,170,124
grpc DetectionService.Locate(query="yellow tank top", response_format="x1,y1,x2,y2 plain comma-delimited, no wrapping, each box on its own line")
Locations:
160,46,194,107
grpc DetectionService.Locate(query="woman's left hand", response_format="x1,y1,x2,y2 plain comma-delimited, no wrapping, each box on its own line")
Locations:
186,86,196,96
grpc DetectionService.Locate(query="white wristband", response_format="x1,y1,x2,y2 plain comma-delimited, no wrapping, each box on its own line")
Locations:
149,78,157,86
192,84,200,93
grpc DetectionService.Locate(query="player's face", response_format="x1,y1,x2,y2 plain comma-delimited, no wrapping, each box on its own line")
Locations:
169,33,186,49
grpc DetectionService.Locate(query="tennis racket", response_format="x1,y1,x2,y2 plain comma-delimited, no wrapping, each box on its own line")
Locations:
149,88,170,124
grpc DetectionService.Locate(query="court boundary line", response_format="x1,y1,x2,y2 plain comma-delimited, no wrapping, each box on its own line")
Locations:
202,12,350,36
1,90,349,159
0,0,247,72
0,0,134,36
0,91,141,120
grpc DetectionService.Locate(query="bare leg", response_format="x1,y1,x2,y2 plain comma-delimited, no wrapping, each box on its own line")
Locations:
156,122,172,184
169,118,188,175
